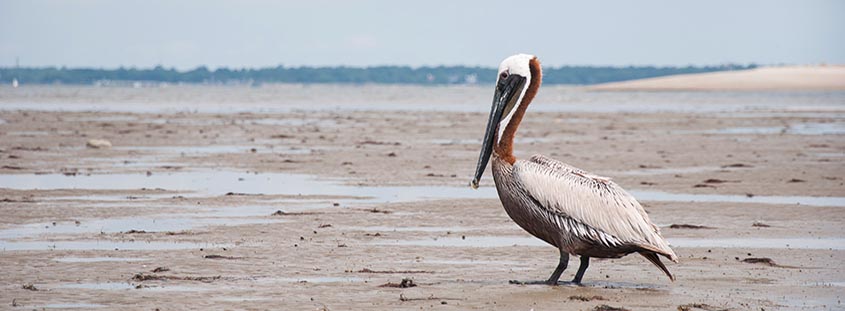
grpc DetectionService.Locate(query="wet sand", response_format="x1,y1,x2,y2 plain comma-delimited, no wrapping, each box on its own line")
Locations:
0,85,844,310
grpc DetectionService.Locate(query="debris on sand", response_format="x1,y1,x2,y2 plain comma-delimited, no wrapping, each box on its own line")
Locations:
677,303,733,311
151,267,170,273
124,229,149,234
787,178,806,183
669,224,715,229
740,257,791,268
271,210,318,216
204,255,242,260
318,224,332,228
224,192,262,196
1,165,24,170
358,140,401,146
12,146,48,152
360,208,391,214
379,278,417,288
0,197,36,203
593,305,630,311
21,284,37,291
569,295,606,301
703,178,738,184
354,268,433,274
86,139,112,149
721,163,753,168
132,273,221,283
693,184,716,188
364,232,382,237
399,293,460,302
752,222,771,228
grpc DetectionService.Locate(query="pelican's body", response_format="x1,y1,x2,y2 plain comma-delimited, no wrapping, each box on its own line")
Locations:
472,54,677,285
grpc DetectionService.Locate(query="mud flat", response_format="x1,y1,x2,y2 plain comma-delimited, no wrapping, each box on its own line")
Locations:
0,85,843,310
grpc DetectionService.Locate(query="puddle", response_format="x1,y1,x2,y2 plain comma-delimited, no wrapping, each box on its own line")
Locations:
248,118,338,127
3,171,843,208
113,145,313,155
669,237,845,250
32,303,105,309
59,282,208,291
65,115,140,122
0,240,227,251
275,276,365,283
687,122,845,136
377,236,845,250
6,130,50,136
378,236,547,248
0,214,284,240
214,297,273,302
420,259,524,266
344,226,477,232
607,166,720,176
807,281,845,287
55,257,149,263
431,137,549,145
630,190,845,207
42,193,176,202
59,282,139,290
0,171,500,202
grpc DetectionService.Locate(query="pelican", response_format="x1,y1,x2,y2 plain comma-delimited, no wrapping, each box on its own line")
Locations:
470,54,678,285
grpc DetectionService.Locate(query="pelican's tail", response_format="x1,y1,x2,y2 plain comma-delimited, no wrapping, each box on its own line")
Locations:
639,252,675,281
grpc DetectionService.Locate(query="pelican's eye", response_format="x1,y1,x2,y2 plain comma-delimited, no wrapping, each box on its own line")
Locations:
499,70,509,80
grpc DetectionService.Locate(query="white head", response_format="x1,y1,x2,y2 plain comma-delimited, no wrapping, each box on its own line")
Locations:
471,53,541,189
495,54,535,144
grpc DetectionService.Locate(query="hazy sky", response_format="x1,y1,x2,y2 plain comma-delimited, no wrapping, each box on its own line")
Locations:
1,0,842,69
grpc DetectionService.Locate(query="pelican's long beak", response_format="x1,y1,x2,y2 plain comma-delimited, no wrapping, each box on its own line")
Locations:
470,74,525,189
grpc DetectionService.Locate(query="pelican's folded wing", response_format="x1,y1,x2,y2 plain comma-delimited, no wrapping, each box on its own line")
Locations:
513,155,677,261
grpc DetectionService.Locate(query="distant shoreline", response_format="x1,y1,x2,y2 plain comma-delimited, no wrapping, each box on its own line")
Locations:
0,64,754,86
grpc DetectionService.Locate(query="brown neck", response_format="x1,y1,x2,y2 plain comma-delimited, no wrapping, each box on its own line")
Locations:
494,57,542,164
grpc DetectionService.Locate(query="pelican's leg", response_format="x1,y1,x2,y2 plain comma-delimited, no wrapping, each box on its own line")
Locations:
571,255,590,284
545,249,570,284
509,249,569,285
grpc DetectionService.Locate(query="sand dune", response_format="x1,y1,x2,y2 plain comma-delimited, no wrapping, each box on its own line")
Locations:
588,65,845,91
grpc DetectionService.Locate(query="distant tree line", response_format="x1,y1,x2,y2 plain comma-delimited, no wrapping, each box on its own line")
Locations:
0,64,756,86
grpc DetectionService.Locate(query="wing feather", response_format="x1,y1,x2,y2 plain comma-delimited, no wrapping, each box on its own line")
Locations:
514,155,677,261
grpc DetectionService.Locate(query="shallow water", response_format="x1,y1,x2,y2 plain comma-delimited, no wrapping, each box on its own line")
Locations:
0,171,498,203
0,214,284,240
55,257,149,263
274,276,366,283
344,226,478,233
58,282,209,291
606,166,720,176
0,240,228,251
3,171,843,207
113,145,313,155
630,190,845,207
3,86,844,114
686,122,845,136
32,303,105,309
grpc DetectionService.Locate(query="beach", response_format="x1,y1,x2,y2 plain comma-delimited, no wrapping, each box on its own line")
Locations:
588,66,845,92
0,84,843,310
